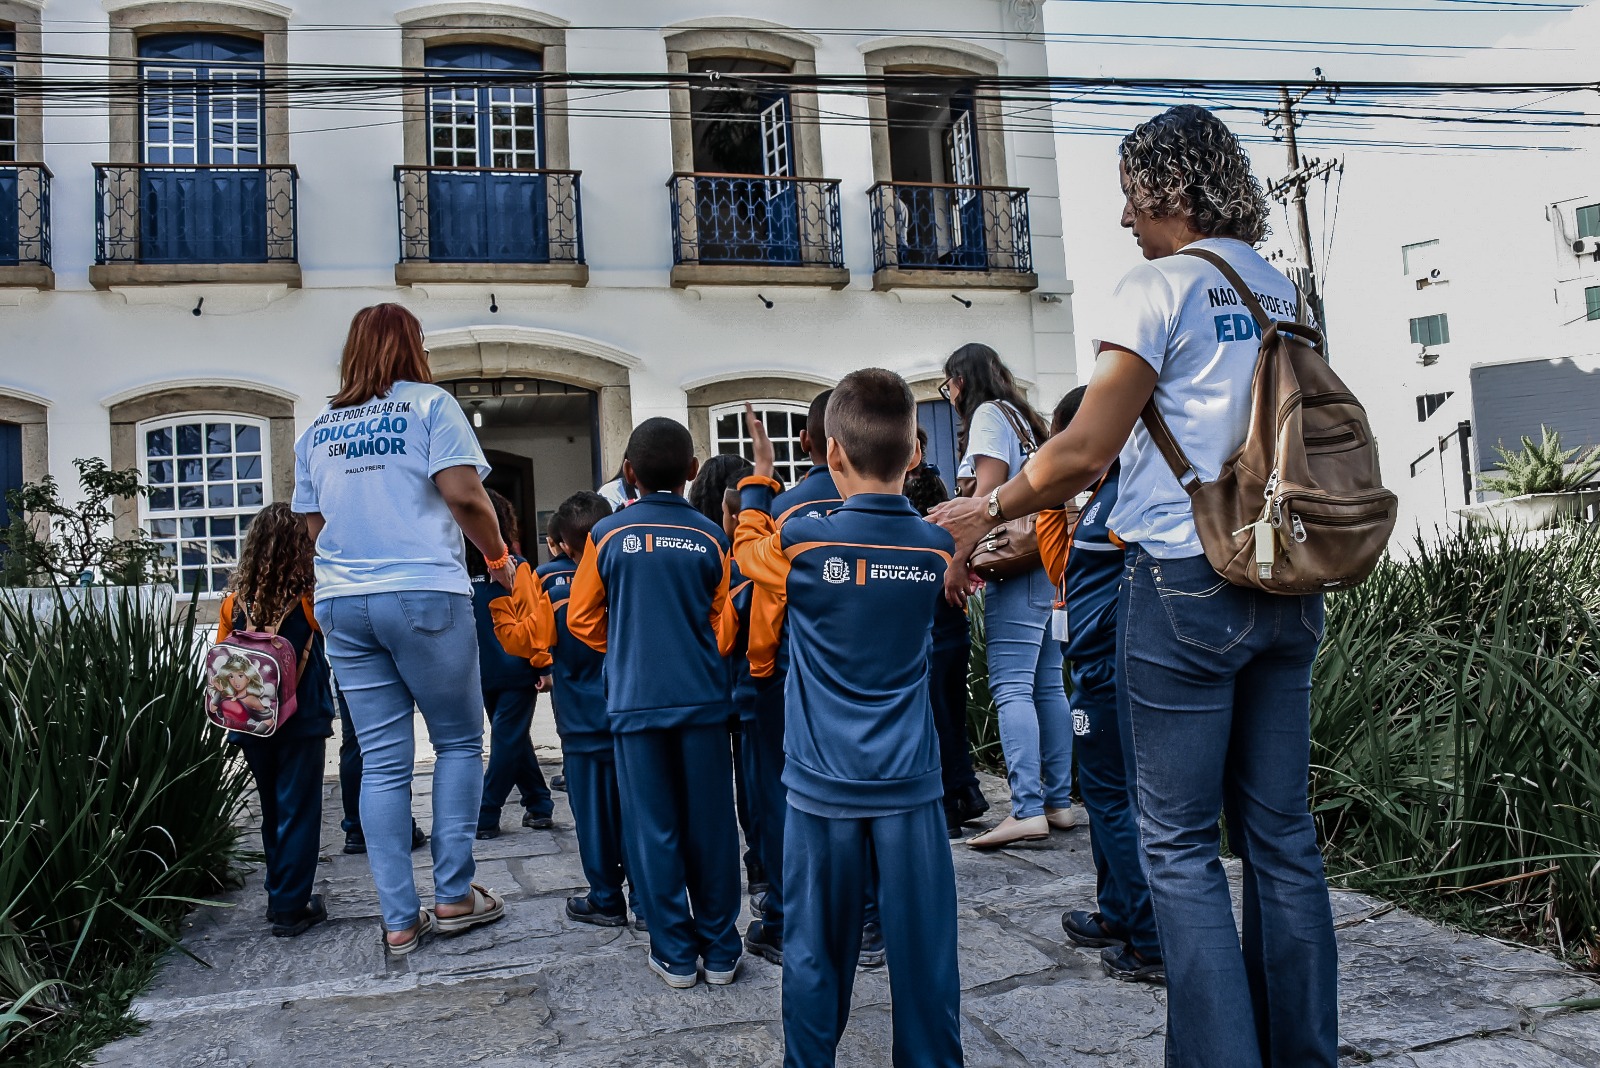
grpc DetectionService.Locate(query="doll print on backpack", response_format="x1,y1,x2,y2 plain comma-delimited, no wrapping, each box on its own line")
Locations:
206,651,280,736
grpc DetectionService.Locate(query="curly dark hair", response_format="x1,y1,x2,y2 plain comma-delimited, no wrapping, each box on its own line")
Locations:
1119,105,1270,246
228,502,315,626
690,453,756,525
466,489,518,576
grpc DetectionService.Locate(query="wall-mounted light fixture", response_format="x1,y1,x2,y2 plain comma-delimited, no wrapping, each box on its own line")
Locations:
951,294,972,308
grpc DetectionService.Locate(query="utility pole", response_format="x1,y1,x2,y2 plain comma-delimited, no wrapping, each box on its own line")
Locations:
1265,75,1341,357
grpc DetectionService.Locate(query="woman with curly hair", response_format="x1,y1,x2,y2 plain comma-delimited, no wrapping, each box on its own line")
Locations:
934,105,1338,1067
217,502,334,938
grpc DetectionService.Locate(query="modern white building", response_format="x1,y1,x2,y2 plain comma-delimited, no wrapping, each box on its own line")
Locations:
0,0,1074,596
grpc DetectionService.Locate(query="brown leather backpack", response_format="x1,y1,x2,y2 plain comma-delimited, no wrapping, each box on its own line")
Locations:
1138,247,1397,595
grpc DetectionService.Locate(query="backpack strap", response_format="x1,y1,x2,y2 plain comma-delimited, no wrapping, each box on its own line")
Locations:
1139,401,1204,497
1179,246,1271,330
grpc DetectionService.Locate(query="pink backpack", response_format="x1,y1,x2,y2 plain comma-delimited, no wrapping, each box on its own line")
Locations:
204,600,312,737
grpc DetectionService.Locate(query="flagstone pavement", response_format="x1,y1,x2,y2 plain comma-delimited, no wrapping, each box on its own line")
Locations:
95,759,1600,1067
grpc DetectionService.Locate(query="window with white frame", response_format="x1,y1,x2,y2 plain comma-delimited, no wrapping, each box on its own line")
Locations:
138,415,270,595
712,401,810,489
0,30,15,162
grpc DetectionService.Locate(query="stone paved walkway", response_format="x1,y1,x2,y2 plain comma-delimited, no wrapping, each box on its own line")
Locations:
96,765,1600,1067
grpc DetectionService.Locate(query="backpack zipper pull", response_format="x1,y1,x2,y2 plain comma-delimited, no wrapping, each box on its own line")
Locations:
1263,469,1280,500
1291,513,1308,544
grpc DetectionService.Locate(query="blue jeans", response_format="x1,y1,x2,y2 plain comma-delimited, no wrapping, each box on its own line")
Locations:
1119,548,1338,1068
983,567,1074,819
318,592,485,932
480,687,552,830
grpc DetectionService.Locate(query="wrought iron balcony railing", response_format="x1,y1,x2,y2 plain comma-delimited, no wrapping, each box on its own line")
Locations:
869,181,1033,275
668,173,844,270
395,166,584,266
0,163,51,269
94,163,298,266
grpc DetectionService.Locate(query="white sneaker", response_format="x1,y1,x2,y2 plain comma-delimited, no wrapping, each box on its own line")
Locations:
703,956,741,986
1046,806,1088,831
649,956,699,989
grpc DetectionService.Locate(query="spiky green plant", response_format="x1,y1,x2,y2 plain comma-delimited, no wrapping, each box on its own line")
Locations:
1478,425,1600,498
0,593,250,1057
964,590,1006,774
1311,522,1600,963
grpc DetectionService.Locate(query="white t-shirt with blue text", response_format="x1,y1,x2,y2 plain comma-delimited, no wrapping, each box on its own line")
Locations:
1098,237,1299,559
292,380,489,601
957,401,1035,481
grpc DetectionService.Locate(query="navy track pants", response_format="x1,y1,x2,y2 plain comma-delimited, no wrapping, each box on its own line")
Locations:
564,748,632,918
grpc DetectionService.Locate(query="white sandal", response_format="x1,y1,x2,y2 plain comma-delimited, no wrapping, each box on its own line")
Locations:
384,908,433,956
433,883,505,935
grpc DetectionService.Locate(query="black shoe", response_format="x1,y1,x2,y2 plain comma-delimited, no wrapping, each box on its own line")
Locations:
949,785,991,828
522,813,555,830
342,831,367,855
749,890,770,918
632,915,649,934
475,826,501,841
858,921,886,968
747,878,770,899
946,822,964,840
565,896,628,928
744,919,783,965
269,895,327,938
1063,910,1125,949
1101,945,1166,985
551,774,567,792
411,823,429,852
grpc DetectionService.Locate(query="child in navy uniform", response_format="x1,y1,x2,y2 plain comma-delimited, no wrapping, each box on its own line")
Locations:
468,489,554,840
736,370,962,1068
492,492,646,931
1037,388,1163,984
567,418,743,989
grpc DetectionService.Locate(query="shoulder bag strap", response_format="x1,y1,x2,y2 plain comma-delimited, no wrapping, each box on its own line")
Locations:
994,401,1038,457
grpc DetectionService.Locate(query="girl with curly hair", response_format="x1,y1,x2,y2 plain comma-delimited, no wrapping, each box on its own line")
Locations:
934,105,1337,1067
217,502,334,937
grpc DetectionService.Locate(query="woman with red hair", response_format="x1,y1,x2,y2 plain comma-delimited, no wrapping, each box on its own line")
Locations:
294,303,515,955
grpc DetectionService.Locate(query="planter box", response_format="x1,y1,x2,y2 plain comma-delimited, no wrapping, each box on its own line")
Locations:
1456,490,1600,532
0,584,176,624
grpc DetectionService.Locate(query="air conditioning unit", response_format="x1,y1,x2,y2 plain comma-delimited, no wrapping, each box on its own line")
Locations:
1414,266,1447,289
1573,236,1600,256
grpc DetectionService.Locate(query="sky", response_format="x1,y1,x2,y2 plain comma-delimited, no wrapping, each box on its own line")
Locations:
1041,0,1600,379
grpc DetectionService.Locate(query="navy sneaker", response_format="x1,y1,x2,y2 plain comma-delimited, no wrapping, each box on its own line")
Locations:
551,774,567,792
565,896,627,928
1063,910,1125,949
858,922,886,969
744,918,783,965
475,826,501,841
269,894,327,938
703,956,741,986
749,890,770,918
632,915,649,934
1101,945,1166,985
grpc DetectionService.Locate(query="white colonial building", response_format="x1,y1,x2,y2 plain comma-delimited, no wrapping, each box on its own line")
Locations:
0,0,1074,595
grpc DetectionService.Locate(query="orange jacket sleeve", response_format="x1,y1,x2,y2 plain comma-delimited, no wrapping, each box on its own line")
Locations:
1037,506,1070,588
566,534,609,653
216,593,236,643
712,551,737,657
733,477,793,598
488,561,556,669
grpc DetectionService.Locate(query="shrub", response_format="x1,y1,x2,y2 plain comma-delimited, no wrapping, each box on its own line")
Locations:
1311,523,1600,963
964,590,1005,774
0,458,170,589
1478,425,1600,498
0,594,249,1057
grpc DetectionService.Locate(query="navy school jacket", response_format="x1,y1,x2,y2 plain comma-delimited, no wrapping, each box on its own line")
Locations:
471,561,541,692
728,560,760,720
1062,463,1122,667
748,464,845,681
735,476,954,816
567,492,738,732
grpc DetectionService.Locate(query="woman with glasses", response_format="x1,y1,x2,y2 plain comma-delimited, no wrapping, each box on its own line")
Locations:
941,343,1081,849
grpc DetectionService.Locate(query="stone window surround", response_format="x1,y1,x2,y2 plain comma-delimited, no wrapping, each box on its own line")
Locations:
663,22,844,290
107,381,295,538
394,5,584,287
94,2,300,289
684,374,832,462
0,387,49,488
0,2,52,289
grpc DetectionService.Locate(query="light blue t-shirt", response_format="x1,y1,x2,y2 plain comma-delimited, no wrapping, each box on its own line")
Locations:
1096,238,1300,559
292,380,489,602
957,401,1035,481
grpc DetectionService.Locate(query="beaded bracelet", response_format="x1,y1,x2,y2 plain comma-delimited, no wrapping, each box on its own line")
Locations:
485,550,511,572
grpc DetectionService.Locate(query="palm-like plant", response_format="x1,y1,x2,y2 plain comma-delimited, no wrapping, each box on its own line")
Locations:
1478,424,1600,498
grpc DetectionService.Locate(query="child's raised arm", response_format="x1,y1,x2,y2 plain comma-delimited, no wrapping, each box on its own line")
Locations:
733,475,791,597
488,561,556,669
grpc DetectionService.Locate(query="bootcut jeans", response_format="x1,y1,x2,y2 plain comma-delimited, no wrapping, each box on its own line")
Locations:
982,566,1075,820
318,591,485,932
1118,547,1338,1068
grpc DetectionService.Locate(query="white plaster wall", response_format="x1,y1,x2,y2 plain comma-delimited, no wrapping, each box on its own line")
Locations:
2,0,1075,498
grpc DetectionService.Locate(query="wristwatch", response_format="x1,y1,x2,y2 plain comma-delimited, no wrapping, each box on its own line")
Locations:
986,487,1005,522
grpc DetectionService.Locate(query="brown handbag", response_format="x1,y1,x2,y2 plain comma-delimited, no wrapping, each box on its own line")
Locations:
1138,247,1398,595
968,402,1055,582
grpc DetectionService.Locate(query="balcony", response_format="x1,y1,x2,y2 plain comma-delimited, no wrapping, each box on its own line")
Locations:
667,173,848,290
869,182,1037,291
394,166,588,287
90,163,300,289
0,164,53,290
